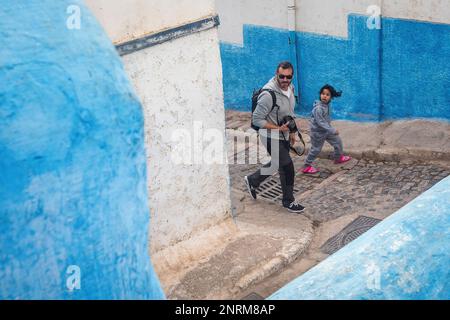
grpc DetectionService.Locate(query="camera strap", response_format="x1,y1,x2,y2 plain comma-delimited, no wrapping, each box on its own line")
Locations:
290,130,306,157
276,109,306,157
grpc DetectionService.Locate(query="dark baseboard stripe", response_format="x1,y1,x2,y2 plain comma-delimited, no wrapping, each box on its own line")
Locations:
116,15,220,56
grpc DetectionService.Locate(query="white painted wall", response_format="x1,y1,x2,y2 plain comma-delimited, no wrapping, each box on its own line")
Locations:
123,27,232,254
295,0,381,38
215,0,288,44
86,0,234,266
215,0,450,44
382,0,450,24
215,0,379,43
297,0,450,37
85,0,215,43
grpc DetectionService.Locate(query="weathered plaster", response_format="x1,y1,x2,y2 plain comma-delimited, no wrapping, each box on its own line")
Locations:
85,0,215,44
122,28,233,255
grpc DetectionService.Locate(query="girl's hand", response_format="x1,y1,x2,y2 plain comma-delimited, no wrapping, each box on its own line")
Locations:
335,129,340,135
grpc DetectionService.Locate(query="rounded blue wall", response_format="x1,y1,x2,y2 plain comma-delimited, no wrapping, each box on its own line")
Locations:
269,176,450,300
0,1,164,299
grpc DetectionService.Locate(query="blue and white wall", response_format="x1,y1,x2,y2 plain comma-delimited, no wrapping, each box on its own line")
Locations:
0,0,164,299
86,0,235,292
217,0,450,122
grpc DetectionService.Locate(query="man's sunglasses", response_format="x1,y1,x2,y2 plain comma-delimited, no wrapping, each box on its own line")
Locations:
278,74,293,80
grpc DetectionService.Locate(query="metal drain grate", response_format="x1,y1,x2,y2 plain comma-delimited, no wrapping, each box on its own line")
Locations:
256,175,301,203
321,216,382,255
241,292,264,300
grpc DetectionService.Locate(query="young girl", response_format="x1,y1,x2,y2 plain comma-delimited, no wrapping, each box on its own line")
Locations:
302,84,351,174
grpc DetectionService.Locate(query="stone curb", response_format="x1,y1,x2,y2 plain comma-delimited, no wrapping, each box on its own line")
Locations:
229,189,315,297
232,238,312,294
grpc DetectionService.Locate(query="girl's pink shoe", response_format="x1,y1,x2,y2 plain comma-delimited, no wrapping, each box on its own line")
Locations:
302,166,319,174
335,155,352,164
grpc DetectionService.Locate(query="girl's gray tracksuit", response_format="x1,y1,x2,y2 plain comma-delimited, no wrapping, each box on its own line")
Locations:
305,100,343,166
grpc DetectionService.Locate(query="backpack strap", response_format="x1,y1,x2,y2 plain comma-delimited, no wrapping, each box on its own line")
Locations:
258,89,306,156
252,89,278,133
258,89,278,114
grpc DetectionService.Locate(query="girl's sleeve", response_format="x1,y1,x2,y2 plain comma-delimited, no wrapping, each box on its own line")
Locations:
312,107,337,135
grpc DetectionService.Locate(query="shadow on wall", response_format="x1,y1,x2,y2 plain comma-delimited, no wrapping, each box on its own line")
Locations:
0,0,164,299
220,15,450,122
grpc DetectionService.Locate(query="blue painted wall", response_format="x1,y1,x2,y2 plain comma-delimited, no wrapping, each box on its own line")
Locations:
269,176,450,300
220,15,450,122
296,15,381,121
0,1,164,299
221,25,291,111
382,17,450,120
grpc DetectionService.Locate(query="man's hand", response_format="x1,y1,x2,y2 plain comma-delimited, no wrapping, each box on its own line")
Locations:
279,123,290,132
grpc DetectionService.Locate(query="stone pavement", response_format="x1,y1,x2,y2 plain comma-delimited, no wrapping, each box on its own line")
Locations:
167,111,450,300
298,159,449,223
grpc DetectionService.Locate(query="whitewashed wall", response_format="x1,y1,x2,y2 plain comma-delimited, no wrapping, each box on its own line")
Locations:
85,0,215,43
215,0,288,44
216,0,450,44
382,0,450,24
122,28,232,254
85,0,234,268
295,0,450,37
295,0,381,38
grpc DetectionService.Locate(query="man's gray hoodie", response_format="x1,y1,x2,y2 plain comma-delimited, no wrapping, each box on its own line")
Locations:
252,76,296,140
310,100,337,136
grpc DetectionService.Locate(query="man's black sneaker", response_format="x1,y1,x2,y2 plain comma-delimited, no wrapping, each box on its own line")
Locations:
244,176,257,200
283,200,305,213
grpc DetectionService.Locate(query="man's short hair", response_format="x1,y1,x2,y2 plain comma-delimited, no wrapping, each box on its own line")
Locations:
276,61,294,73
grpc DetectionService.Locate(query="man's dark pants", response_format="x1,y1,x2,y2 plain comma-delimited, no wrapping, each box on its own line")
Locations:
247,135,295,206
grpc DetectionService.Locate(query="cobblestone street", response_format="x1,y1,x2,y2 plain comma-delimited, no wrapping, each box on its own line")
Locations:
296,159,448,222
225,110,450,299
228,133,449,224
166,111,450,300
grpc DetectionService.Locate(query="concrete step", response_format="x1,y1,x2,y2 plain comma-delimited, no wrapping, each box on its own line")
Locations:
167,190,314,299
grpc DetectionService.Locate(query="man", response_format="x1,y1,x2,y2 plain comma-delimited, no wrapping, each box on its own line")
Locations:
244,61,305,213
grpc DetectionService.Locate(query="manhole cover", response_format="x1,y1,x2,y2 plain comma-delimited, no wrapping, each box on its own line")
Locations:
320,216,382,255
241,292,264,300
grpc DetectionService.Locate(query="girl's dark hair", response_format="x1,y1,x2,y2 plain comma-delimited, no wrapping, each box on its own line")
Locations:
320,84,342,98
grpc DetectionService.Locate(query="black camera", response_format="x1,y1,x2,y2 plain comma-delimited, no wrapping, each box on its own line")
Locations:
281,115,298,133
279,115,306,156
